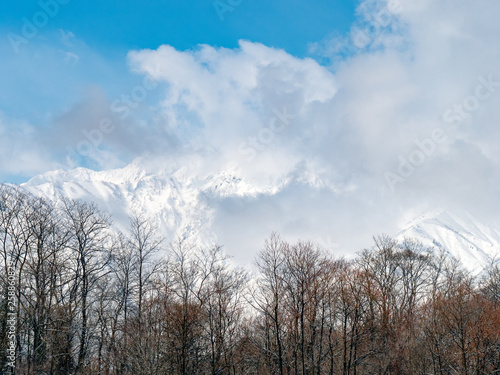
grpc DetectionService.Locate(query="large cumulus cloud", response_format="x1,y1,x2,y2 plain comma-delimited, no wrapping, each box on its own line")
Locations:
4,0,500,259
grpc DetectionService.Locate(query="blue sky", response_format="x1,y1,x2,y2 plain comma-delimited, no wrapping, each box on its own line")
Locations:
1,0,355,55
2,0,500,256
0,0,357,183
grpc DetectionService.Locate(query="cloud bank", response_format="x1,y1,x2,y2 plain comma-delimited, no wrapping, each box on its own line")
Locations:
4,0,500,257
120,0,500,255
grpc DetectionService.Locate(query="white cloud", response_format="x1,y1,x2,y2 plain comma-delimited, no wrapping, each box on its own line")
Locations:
125,0,500,253
0,112,53,176
3,0,500,255
128,41,338,184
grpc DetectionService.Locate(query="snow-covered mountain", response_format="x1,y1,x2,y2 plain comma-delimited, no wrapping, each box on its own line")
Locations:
21,161,282,249
396,210,500,273
22,163,500,271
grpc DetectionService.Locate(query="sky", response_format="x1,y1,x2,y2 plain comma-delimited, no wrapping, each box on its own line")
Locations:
0,0,356,181
2,0,500,258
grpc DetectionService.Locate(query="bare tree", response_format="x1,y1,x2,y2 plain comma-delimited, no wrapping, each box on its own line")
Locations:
252,233,288,375
128,212,163,323
61,198,112,373
195,245,247,375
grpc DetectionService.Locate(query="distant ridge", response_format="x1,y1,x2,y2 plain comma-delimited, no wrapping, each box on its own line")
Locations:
22,163,500,271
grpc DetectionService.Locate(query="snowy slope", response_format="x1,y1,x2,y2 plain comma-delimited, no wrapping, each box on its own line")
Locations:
396,210,500,273
22,163,500,271
21,162,276,248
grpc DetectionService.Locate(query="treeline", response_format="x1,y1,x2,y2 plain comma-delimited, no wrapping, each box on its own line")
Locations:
0,184,499,375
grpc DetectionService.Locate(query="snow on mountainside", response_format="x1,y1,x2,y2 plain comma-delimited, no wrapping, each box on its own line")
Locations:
22,163,500,271
21,162,281,248
396,210,500,273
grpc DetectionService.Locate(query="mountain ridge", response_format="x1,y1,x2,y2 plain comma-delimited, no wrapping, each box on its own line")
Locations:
22,163,500,271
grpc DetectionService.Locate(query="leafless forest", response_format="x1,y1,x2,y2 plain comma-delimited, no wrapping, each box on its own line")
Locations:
1,184,499,375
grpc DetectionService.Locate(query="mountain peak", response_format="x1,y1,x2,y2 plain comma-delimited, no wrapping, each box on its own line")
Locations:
396,209,500,273
20,163,500,272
